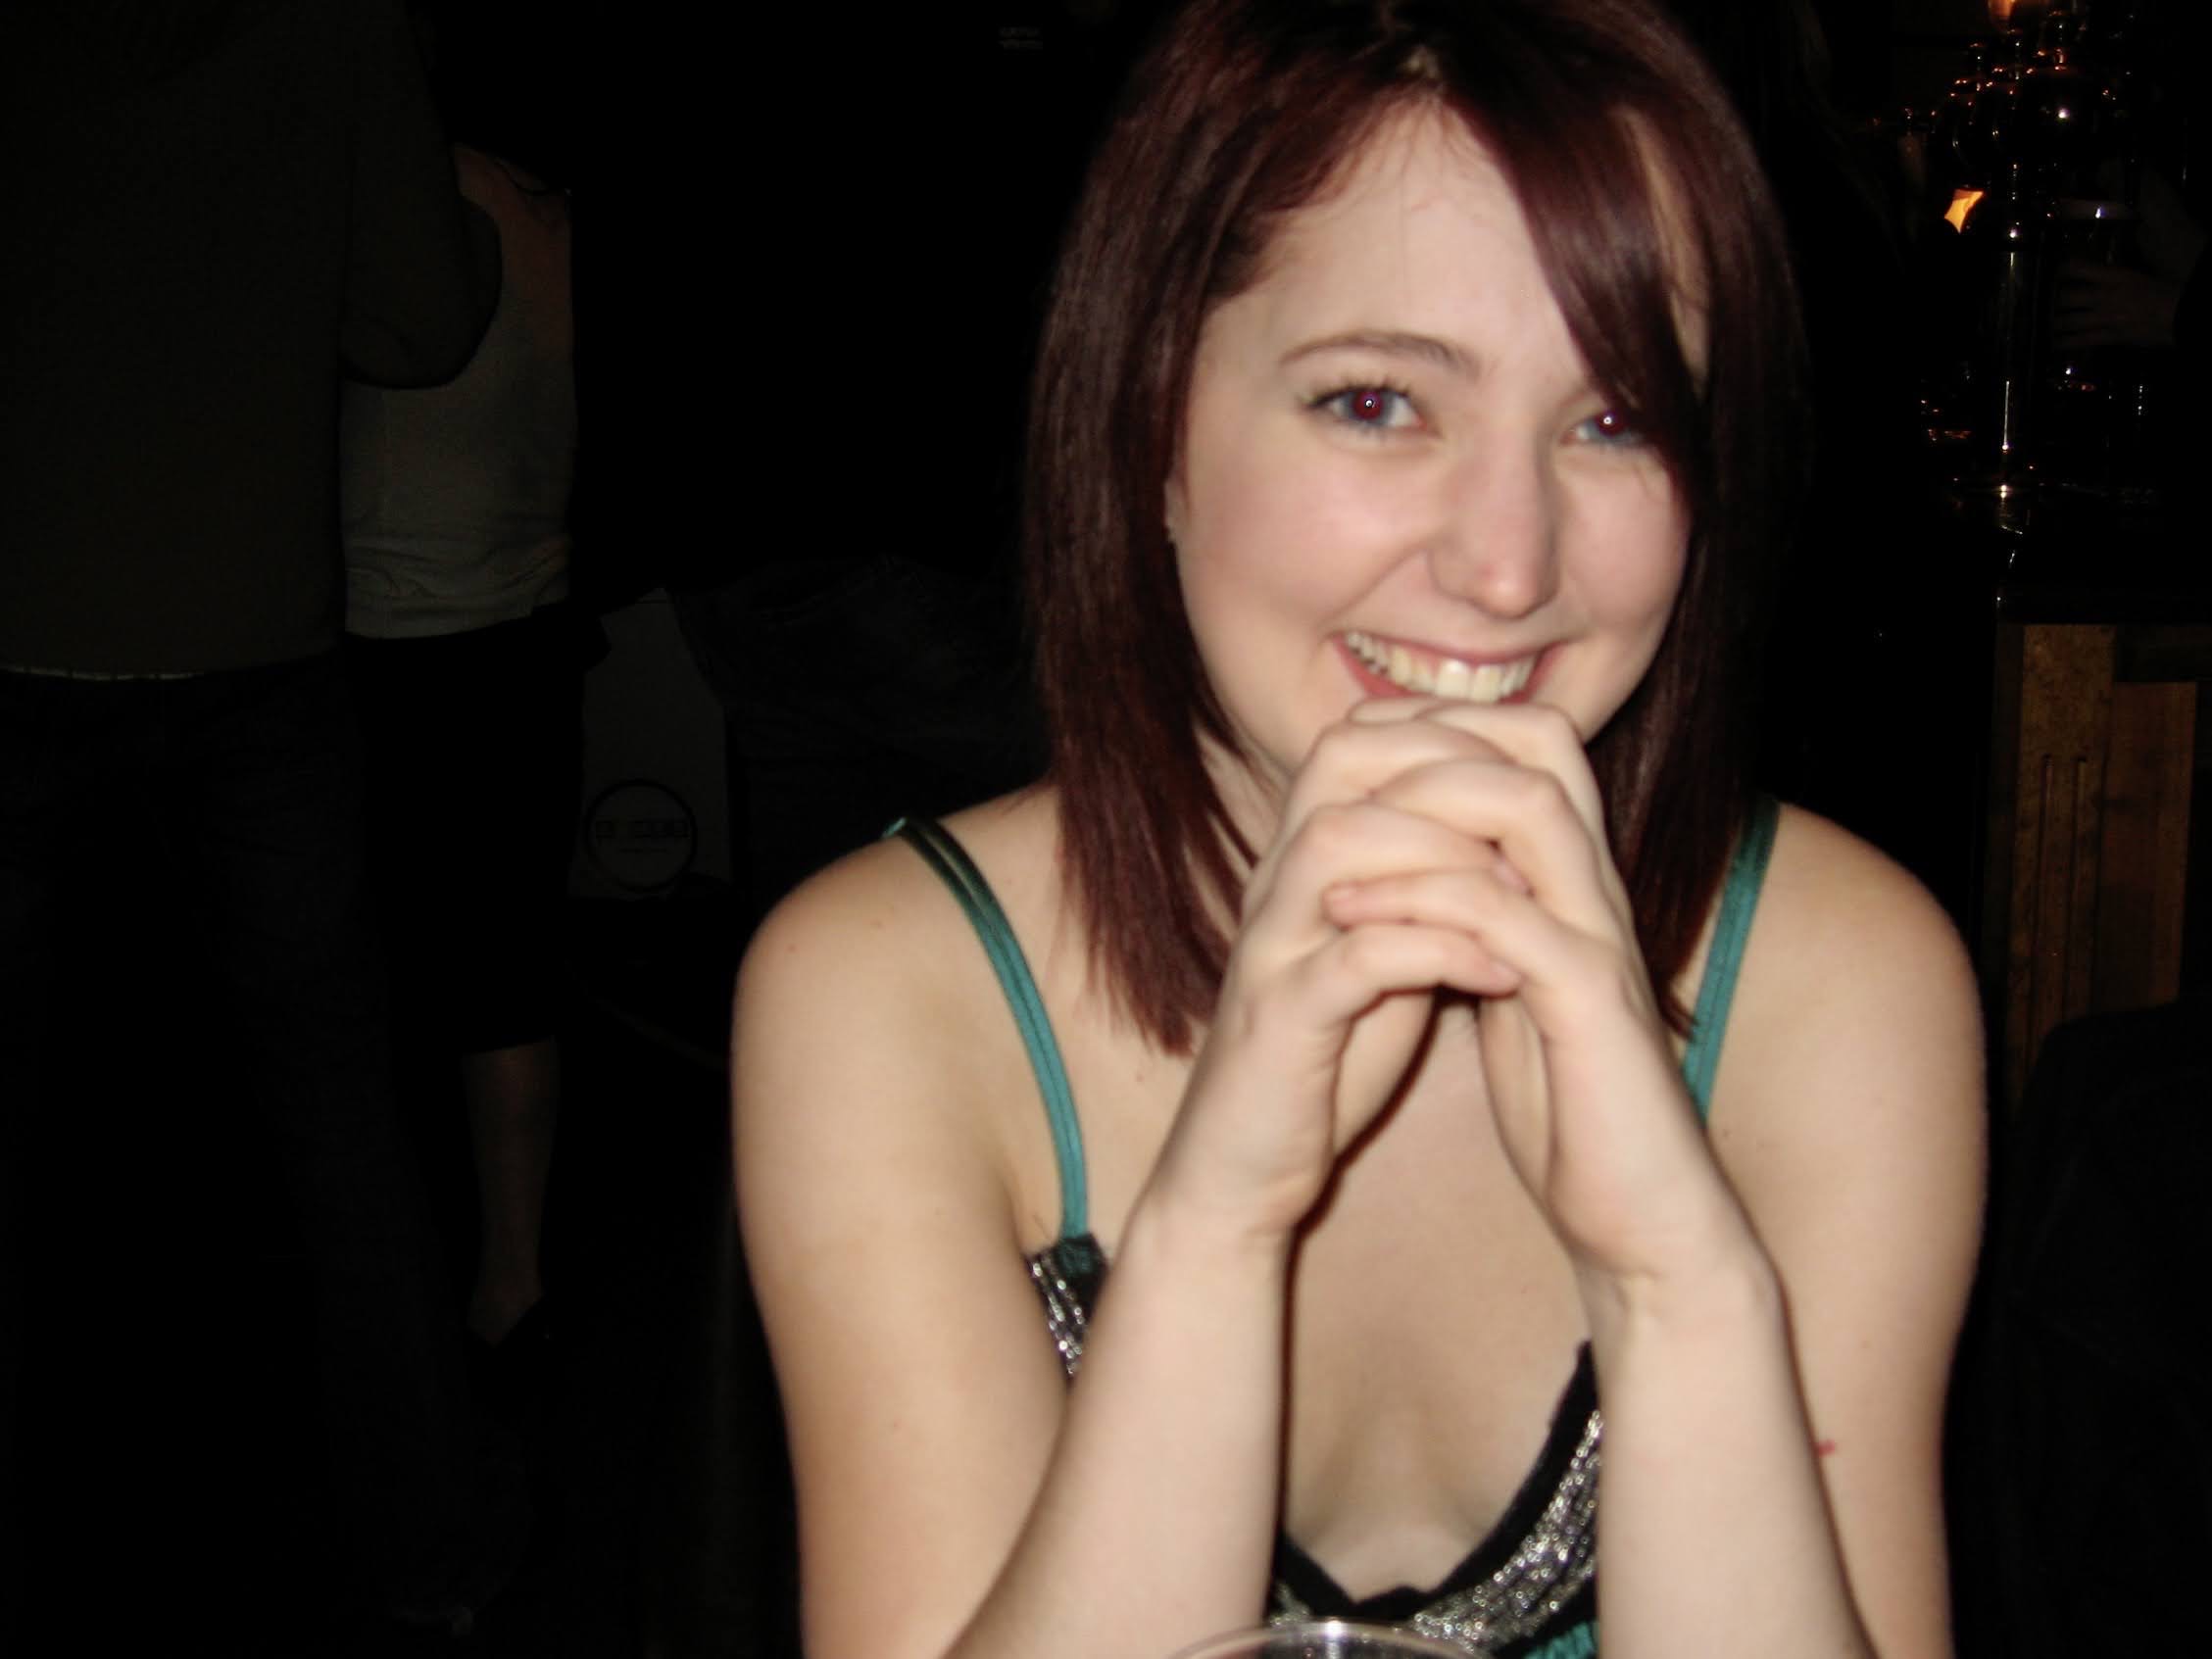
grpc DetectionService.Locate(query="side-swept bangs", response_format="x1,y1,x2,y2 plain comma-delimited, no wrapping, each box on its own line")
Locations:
1028,0,1808,1049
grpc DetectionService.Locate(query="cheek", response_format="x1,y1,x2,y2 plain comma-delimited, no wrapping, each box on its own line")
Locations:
1179,440,1405,612
1625,542,1688,631
1174,453,1302,613
1579,489,1690,633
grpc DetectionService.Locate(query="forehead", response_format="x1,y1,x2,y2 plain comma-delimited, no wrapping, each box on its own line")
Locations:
1209,101,1707,369
1264,107,1523,286
1200,106,1558,357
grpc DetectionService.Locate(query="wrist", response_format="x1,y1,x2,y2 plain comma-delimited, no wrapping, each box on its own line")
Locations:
1119,1175,1299,1288
1575,1204,1782,1349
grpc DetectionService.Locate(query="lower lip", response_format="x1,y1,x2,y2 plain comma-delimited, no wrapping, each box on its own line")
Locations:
1338,638,1548,705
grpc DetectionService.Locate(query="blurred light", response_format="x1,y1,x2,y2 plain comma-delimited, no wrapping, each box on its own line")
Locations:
1946,188,1987,231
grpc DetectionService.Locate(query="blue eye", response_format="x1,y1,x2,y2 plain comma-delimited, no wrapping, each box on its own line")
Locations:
1572,409,1645,447
1315,384,1419,431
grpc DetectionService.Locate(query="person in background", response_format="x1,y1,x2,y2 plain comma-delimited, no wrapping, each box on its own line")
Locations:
734,3,1985,1657
0,0,521,1640
342,109,581,1397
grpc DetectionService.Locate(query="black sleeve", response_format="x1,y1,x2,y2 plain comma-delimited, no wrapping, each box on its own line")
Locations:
337,0,500,387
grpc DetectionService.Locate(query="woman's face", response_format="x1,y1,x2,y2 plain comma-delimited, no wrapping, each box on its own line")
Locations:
1167,105,1694,794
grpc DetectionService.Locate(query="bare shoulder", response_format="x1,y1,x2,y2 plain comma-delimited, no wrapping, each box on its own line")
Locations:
1710,804,1983,1156
1702,816,1987,1654
733,789,1084,1654
1706,802,1986,1406
733,784,1081,1315
735,789,1060,1042
736,819,968,1044
1723,805,1981,1098
733,789,1057,1180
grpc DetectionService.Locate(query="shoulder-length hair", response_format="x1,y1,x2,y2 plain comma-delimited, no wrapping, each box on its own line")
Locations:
1027,0,1809,1051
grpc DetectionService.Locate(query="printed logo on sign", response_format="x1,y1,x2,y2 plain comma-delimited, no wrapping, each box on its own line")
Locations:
584,779,697,894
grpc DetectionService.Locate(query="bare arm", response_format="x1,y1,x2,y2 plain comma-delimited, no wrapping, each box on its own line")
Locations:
1573,811,1983,1659
1673,810,1983,1658
734,844,1286,1659
736,748,1536,1659
1322,708,1982,1658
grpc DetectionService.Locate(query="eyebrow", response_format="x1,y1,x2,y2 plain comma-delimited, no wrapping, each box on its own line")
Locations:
1281,329,1476,375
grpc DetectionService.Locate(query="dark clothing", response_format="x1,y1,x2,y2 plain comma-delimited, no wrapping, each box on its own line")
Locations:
0,658,521,1624
1947,999,2212,1659
0,0,498,673
2174,253,2211,374
0,1,514,1633
348,608,589,1055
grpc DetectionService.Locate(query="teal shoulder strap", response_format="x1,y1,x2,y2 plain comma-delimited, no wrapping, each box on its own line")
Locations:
1680,794,1780,1119
888,817,1089,1241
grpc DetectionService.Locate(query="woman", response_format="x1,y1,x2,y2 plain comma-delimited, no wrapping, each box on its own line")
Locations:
735,3,1984,1657
343,131,578,1377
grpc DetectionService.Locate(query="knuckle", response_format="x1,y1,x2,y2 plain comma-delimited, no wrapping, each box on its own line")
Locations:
1297,801,1368,862
1305,718,1367,772
1506,762,1567,817
1335,926,1397,979
1525,702,1580,747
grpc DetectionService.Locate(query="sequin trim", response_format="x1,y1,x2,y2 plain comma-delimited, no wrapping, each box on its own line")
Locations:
1407,1408,1600,1653
1028,1235,1598,1655
1027,1235,1106,1377
1263,1409,1599,1656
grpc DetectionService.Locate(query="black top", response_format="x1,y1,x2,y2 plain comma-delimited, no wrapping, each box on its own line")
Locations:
0,0,498,673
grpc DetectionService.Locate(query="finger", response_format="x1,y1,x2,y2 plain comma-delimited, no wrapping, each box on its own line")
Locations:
1325,865,1642,1039
1322,865,1526,937
1230,911,1519,1057
1242,795,1499,940
1304,913,1524,1003
1253,718,1512,890
1351,700,1605,840
1356,755,1625,939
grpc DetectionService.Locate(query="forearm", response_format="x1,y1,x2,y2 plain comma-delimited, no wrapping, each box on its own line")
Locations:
1584,1240,1875,1659
945,1196,1290,1659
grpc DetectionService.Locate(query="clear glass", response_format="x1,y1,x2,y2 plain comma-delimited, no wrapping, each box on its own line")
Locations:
1166,1620,1473,1659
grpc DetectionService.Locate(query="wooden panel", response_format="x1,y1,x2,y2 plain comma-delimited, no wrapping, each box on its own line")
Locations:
1979,622,2025,1006
2092,680,2195,1013
1996,624,2115,1107
1986,622,2204,1108
2115,624,2212,685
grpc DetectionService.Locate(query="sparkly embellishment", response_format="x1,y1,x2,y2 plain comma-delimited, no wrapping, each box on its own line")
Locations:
1023,1236,1598,1656
1267,1579,1313,1623
1259,1409,1601,1656
1400,1410,1600,1656
1026,1234,1106,1377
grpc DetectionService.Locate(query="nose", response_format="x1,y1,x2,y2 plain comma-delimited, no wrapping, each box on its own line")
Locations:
1425,439,1560,620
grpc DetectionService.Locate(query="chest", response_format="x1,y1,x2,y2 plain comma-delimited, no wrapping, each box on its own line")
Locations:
1029,1011,1594,1598
1280,1056,1591,1595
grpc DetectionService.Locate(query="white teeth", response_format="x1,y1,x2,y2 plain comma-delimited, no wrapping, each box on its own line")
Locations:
1388,643,1424,692
1344,630,1536,706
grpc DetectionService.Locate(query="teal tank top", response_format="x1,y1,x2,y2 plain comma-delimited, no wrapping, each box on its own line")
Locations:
890,796,1781,1658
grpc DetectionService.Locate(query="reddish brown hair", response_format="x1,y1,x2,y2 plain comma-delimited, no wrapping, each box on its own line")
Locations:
1026,0,1809,1050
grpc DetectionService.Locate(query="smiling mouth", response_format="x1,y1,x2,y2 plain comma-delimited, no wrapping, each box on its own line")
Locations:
1342,630,1539,704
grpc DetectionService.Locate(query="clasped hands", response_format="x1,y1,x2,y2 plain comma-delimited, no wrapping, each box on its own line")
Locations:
1149,697,1737,1289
